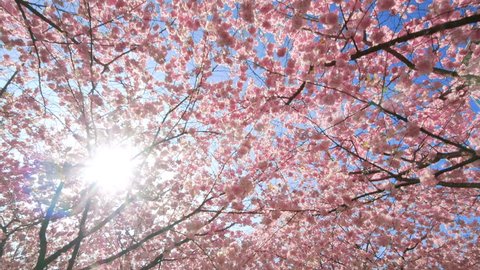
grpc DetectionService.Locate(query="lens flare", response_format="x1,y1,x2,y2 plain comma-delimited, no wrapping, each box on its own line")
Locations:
82,146,136,192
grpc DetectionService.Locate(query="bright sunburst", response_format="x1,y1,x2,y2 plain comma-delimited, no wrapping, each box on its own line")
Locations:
82,146,137,192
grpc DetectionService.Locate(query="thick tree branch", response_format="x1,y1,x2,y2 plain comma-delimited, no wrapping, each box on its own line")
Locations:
34,182,64,270
435,155,480,177
66,198,91,270
384,47,459,76
285,65,314,105
80,196,215,269
42,198,133,266
16,0,67,35
0,70,19,98
371,102,477,155
285,81,306,105
325,13,480,66
353,13,480,60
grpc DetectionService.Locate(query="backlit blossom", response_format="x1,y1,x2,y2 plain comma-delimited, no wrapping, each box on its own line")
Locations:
377,0,395,10
322,13,338,25
405,122,421,137
419,168,437,187
416,57,434,74
1,0,479,268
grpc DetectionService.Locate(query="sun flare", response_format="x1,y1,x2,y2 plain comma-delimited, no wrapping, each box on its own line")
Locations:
82,146,137,192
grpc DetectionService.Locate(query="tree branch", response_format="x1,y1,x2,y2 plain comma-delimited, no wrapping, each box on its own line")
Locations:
66,198,91,270
80,196,215,269
34,182,64,270
285,65,313,105
325,13,480,66
352,13,480,60
0,69,19,98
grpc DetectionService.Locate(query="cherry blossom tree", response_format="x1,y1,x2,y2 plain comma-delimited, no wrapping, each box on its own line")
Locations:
1,0,480,268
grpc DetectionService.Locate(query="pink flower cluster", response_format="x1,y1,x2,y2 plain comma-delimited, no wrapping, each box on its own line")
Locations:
418,168,438,187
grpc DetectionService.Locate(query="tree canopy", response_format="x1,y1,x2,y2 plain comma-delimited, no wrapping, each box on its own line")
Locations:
1,0,480,269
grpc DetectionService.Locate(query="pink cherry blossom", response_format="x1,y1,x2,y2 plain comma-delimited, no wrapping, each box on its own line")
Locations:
377,0,395,11
277,47,287,57
415,56,434,74
0,0,479,269
405,122,421,137
419,168,438,187
322,12,338,26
